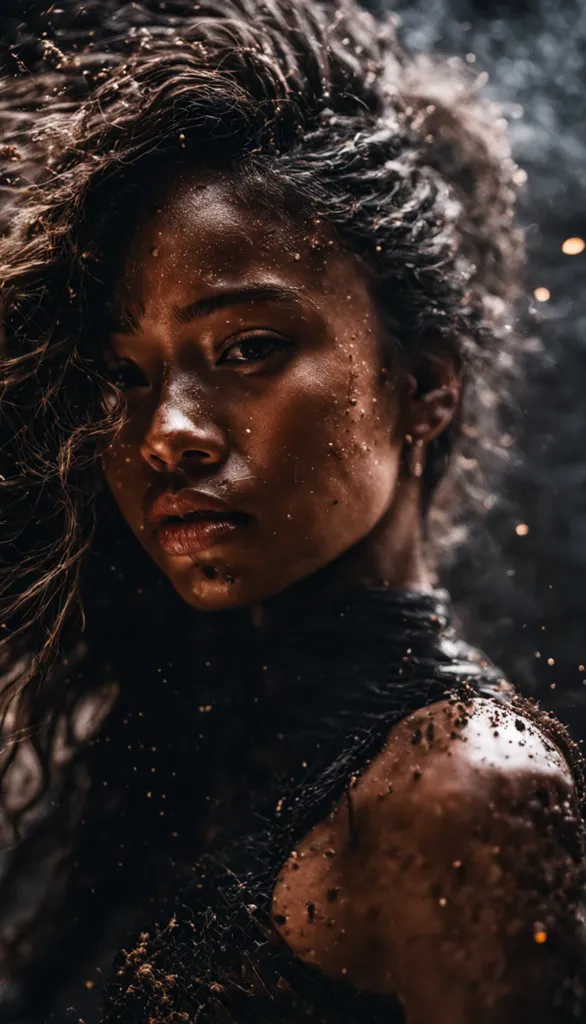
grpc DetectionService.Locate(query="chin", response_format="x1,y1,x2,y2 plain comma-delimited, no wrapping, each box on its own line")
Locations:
157,544,334,611
169,552,325,611
167,558,269,611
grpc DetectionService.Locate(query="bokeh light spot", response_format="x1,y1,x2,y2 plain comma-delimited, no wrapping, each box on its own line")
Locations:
562,237,585,255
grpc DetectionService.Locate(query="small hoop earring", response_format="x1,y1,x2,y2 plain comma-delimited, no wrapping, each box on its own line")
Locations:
405,435,425,479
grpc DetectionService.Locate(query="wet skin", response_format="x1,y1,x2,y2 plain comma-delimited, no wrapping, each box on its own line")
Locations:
101,168,581,1023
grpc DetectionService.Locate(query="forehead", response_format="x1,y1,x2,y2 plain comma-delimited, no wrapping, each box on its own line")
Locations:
114,166,366,313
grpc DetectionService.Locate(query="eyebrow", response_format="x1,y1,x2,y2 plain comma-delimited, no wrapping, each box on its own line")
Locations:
174,285,301,325
108,285,302,336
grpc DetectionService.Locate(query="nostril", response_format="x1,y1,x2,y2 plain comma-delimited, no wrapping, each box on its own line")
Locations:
183,449,210,461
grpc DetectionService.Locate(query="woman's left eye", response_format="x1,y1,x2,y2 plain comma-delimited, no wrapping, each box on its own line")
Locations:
218,335,289,365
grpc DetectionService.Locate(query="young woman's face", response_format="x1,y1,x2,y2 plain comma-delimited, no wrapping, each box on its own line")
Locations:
101,168,407,610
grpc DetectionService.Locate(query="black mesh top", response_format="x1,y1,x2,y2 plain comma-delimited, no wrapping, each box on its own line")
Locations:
4,585,581,1022
86,586,515,1024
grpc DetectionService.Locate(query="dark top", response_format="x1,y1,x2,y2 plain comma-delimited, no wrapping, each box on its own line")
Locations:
0,586,576,1022
99,587,512,1024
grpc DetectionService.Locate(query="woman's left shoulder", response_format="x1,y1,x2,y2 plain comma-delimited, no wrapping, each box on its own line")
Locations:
339,696,580,917
273,696,585,1018
361,694,575,817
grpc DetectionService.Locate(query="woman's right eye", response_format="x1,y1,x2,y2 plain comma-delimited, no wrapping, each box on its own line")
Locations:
108,360,149,392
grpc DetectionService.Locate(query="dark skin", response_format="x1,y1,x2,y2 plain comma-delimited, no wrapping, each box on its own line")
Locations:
101,167,579,1023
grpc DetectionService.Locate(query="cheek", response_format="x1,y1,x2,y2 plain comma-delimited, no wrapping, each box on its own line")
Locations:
250,353,400,545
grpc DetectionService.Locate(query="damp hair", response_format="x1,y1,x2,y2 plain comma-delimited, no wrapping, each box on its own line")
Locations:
0,0,524,812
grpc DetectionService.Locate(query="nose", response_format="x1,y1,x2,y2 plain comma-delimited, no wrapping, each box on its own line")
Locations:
140,392,228,474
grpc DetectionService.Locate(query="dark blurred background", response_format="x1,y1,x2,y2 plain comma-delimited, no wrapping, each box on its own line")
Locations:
2,0,586,740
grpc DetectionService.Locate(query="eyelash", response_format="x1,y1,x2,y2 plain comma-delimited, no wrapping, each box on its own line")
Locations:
218,333,290,365
107,334,289,392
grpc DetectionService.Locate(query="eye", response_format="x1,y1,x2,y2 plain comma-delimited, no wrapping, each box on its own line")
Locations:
107,359,149,391
218,334,290,365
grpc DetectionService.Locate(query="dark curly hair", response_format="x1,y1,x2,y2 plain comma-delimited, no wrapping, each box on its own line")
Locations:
0,0,527,996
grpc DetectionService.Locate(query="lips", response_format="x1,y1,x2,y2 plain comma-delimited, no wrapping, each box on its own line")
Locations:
144,489,249,556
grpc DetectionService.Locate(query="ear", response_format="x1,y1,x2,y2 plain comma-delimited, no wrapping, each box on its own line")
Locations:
403,347,461,445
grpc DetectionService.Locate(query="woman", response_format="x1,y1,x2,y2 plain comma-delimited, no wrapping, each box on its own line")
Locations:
0,0,583,1021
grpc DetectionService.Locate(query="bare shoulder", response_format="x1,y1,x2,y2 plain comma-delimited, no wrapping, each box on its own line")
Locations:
358,695,574,814
273,699,584,1023
289,696,577,883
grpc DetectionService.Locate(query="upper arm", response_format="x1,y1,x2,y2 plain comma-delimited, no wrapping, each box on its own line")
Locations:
356,698,585,1023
